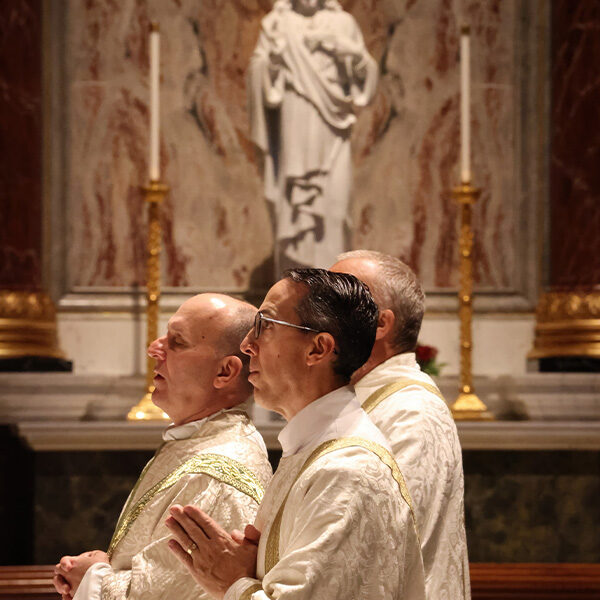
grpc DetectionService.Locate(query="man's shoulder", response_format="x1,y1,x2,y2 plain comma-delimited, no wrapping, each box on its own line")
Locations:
298,437,399,489
364,363,452,418
179,410,271,485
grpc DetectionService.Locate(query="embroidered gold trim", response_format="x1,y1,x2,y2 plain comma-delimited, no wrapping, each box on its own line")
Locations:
107,453,265,558
264,437,416,574
362,378,444,414
111,442,166,545
239,583,263,600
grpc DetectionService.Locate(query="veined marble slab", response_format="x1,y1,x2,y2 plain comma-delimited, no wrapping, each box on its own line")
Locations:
61,0,524,296
3,372,599,451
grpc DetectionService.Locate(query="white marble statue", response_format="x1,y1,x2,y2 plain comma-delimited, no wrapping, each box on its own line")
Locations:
248,0,378,271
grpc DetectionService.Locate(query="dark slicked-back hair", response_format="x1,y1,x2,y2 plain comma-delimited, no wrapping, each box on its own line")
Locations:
284,268,379,383
337,250,425,354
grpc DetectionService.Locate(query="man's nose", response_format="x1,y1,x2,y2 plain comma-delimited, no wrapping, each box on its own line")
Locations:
148,335,166,360
240,329,257,356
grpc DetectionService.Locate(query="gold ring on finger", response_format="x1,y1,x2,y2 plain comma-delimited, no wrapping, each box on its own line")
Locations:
186,542,198,555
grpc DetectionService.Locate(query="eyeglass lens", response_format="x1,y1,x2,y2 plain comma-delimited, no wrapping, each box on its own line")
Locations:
254,311,262,338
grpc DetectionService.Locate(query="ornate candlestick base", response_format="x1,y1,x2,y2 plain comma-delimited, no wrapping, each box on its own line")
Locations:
450,181,494,421
450,387,494,421
128,180,169,421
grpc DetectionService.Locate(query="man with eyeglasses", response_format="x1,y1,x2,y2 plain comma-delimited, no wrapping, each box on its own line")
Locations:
166,269,426,600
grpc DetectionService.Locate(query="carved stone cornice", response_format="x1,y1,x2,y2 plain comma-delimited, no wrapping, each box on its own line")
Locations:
529,290,600,359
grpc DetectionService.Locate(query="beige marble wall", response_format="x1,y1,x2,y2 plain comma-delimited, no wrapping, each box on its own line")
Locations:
64,0,520,295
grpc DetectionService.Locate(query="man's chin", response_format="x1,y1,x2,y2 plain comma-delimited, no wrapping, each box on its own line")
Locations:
151,391,167,410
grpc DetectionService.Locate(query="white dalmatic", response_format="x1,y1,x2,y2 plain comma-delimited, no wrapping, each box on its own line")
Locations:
225,387,426,600
74,406,272,600
355,353,471,600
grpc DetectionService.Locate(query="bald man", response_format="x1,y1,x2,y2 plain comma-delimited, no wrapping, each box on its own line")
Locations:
331,251,470,600
54,294,272,600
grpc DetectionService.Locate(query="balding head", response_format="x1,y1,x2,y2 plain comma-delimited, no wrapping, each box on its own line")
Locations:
148,294,256,425
331,250,425,355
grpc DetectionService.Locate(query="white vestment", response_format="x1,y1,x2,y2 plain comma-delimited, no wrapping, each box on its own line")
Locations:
248,3,378,269
354,353,471,599
224,387,426,600
74,405,272,600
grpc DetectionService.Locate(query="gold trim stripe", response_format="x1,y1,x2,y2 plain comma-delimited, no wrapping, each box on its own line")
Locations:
108,453,265,558
264,437,416,574
239,583,263,600
362,378,444,414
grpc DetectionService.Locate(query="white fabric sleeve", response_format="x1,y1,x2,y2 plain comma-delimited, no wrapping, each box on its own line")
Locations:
224,577,264,600
102,476,261,600
72,562,112,600
225,450,425,600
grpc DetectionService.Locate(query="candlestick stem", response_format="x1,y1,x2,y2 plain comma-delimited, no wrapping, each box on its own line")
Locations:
127,180,169,421
450,182,493,420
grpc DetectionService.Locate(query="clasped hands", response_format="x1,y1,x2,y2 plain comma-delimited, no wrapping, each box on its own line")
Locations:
53,550,109,600
166,504,260,600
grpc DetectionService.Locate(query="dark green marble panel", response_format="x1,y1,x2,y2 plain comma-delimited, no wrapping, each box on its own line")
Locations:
463,450,600,562
2,436,599,565
34,450,152,564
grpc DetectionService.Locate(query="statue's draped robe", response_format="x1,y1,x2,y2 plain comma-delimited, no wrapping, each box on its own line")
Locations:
355,353,471,599
248,7,378,269
74,407,272,600
224,387,426,600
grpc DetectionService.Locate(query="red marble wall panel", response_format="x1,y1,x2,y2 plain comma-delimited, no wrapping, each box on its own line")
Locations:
550,0,600,289
0,0,42,290
65,0,517,292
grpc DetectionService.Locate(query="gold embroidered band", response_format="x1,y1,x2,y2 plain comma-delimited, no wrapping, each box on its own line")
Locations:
108,453,265,558
264,437,416,574
239,583,263,600
362,378,444,414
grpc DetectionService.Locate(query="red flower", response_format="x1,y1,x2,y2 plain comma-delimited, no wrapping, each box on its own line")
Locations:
416,344,437,363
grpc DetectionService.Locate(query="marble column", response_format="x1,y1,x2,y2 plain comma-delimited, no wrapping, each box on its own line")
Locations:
0,0,66,368
530,0,600,369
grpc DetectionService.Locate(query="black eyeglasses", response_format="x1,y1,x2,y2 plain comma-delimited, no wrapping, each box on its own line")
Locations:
253,310,320,339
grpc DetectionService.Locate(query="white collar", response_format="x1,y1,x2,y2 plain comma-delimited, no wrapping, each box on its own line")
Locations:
162,402,248,441
355,352,420,390
278,385,362,457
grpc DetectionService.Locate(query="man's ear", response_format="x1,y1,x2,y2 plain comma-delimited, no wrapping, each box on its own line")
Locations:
213,356,243,389
375,309,395,341
306,332,337,367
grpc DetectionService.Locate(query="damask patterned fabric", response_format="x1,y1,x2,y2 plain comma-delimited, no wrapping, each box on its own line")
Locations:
74,406,272,600
354,353,471,600
224,387,426,600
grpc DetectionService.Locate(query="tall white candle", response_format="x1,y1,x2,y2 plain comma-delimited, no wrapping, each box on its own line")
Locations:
460,25,471,183
149,23,160,181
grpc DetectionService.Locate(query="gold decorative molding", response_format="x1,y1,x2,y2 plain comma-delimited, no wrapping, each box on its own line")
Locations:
0,290,64,358
529,290,600,359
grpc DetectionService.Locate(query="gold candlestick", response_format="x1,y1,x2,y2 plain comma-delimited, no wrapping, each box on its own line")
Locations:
449,182,493,420
128,180,169,421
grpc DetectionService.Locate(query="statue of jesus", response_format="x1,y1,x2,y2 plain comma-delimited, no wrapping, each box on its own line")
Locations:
248,0,378,271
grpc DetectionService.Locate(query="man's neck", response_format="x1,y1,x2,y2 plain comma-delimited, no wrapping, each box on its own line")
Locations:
173,396,246,427
351,342,399,385
280,377,345,422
